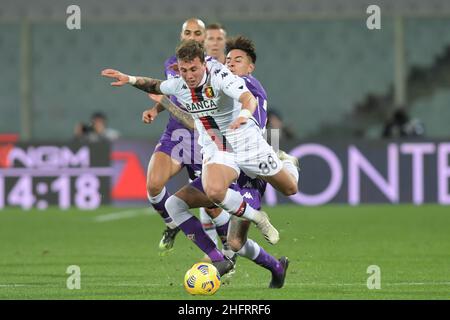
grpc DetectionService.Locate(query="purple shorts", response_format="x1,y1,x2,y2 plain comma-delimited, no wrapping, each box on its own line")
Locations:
190,173,267,210
154,117,202,180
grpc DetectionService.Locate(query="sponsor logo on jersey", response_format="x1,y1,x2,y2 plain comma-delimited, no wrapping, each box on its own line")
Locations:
185,99,218,113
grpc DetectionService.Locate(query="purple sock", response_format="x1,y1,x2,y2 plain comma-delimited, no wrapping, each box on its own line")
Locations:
254,247,284,275
179,216,224,262
215,222,229,246
149,190,173,224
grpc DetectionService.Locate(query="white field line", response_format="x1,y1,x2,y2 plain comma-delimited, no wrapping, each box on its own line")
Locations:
292,282,450,287
0,284,28,288
1,282,450,289
93,208,156,222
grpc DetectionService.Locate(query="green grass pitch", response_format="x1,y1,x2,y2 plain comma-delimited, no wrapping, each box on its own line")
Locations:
0,204,449,299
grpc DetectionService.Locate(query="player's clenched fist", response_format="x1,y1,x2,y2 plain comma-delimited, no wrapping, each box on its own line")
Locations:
142,107,159,124
101,69,130,86
229,116,248,130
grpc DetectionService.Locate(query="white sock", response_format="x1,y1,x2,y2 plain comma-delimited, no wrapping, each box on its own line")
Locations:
166,221,178,229
236,239,261,260
164,195,193,226
147,188,178,229
282,160,299,183
218,189,258,222
199,208,219,246
147,187,166,204
212,210,230,227
222,248,236,259
199,207,214,224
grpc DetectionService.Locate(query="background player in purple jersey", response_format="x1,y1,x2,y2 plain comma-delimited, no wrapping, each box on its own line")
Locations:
224,37,289,286
200,30,266,251
204,23,227,64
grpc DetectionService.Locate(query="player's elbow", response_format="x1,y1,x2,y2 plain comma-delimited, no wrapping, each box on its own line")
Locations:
239,92,257,111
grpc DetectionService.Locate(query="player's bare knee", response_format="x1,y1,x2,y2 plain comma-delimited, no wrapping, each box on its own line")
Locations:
204,184,226,204
147,182,164,198
205,207,221,219
147,174,167,197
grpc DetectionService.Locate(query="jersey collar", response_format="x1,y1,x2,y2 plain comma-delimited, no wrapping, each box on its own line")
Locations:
196,67,210,88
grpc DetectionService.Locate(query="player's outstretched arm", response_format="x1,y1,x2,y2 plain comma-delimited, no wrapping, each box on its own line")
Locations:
148,94,195,130
101,68,163,94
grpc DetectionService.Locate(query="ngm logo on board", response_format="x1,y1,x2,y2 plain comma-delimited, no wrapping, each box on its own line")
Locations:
0,143,111,210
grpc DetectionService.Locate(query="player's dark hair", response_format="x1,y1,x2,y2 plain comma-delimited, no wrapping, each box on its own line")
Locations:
91,111,106,120
226,36,257,63
176,40,205,63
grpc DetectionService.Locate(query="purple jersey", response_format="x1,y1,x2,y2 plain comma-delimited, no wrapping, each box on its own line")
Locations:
236,74,268,207
243,75,268,131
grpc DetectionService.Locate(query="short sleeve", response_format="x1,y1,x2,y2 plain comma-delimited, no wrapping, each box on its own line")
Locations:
213,66,250,100
159,77,180,96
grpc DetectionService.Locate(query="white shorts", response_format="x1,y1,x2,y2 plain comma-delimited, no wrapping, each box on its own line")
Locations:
201,121,282,179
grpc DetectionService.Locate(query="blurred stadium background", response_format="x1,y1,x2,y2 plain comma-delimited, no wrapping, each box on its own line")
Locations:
2,0,450,141
1,0,450,300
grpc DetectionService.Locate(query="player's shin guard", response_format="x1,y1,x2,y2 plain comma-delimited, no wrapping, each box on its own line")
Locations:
165,195,224,262
237,239,283,275
147,187,177,229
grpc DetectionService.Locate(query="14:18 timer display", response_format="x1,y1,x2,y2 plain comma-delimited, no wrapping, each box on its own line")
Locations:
0,175,102,210
0,143,111,210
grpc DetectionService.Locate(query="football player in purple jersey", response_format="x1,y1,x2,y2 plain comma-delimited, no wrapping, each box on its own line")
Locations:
224,36,294,288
